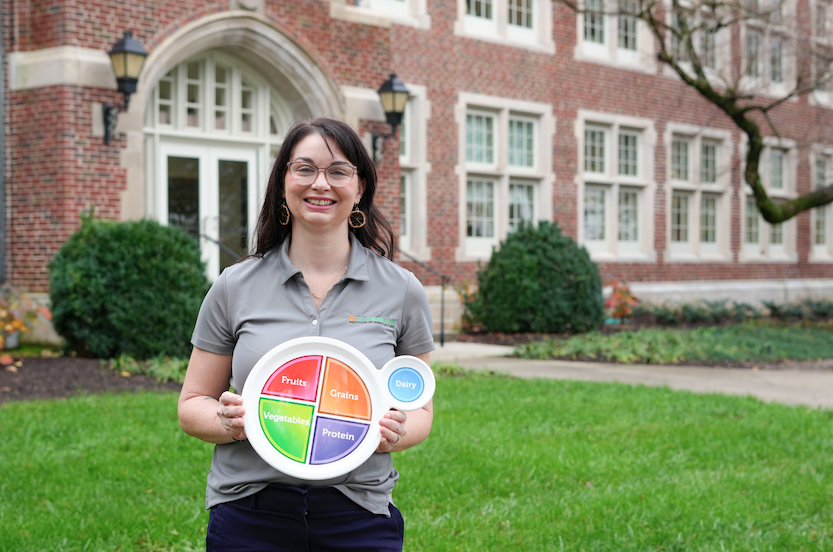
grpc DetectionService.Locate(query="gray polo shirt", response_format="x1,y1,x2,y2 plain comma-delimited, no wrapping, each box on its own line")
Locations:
191,234,435,515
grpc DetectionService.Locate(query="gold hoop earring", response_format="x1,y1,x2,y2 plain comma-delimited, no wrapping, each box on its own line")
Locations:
349,204,366,229
279,201,291,226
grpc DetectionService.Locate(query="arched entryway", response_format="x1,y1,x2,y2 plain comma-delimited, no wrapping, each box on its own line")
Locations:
134,13,343,278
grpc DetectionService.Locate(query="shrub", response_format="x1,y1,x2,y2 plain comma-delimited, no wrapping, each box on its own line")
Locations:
467,222,604,333
49,214,209,359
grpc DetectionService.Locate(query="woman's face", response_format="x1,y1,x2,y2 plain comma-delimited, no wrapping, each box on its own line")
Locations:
283,133,365,235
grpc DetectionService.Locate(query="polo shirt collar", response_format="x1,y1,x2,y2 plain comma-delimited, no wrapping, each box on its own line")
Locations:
275,233,370,286
346,233,370,282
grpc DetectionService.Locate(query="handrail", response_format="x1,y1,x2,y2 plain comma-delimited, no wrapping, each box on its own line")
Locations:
398,249,452,347
199,234,244,261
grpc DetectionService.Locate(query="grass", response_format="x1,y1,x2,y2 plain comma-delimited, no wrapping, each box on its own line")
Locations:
1,370,832,551
515,322,833,364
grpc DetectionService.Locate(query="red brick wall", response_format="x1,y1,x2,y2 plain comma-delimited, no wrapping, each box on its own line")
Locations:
7,86,127,291
4,0,833,292
391,0,833,287
4,0,396,291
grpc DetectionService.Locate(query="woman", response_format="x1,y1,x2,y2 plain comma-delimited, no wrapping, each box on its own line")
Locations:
178,118,435,552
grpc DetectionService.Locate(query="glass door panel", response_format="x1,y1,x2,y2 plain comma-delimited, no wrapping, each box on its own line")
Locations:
167,156,200,239
218,160,249,271
159,141,259,280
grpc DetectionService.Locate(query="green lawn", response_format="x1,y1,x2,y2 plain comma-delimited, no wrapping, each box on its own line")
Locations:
515,322,833,364
1,373,831,551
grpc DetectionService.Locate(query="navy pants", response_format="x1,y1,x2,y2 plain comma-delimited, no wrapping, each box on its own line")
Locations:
206,485,404,552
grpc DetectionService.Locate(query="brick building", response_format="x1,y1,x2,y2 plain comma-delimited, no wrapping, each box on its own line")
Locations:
4,0,833,330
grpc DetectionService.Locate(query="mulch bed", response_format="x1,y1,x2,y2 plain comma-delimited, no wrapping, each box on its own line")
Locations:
3,320,833,405
0,356,182,405
457,329,833,372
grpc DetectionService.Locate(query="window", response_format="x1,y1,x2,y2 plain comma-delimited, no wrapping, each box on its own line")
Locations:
741,138,797,260
338,0,431,30
618,4,638,51
149,53,281,137
770,148,785,190
397,85,431,260
671,193,690,243
742,0,795,94
585,0,605,44
576,0,654,70
400,174,409,240
509,182,535,232
456,0,554,51
666,125,732,260
662,5,731,81
457,93,555,259
508,0,533,28
812,148,833,260
466,112,495,164
145,51,291,279
579,112,656,260
508,118,535,167
671,140,689,180
466,178,495,238
812,0,833,105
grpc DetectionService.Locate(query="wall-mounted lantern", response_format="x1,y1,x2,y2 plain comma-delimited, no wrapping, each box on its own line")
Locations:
103,31,148,145
372,73,410,164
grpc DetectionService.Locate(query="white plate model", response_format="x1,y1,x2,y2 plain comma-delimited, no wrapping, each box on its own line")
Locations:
242,336,435,480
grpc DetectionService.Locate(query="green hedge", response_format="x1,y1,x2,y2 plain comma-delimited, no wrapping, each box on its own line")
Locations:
49,215,209,358
467,222,604,333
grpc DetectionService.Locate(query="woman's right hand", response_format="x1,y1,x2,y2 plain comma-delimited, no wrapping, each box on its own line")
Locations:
217,391,247,442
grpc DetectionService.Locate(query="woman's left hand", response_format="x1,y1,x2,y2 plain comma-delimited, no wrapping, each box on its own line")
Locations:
376,409,408,453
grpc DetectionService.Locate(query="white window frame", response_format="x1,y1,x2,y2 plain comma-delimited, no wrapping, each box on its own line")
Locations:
144,50,292,225
661,3,733,87
739,0,797,98
456,93,555,261
810,144,833,262
330,0,432,30
397,83,432,261
663,125,732,261
575,0,657,73
740,136,798,262
455,0,555,53
577,111,656,262
811,0,833,107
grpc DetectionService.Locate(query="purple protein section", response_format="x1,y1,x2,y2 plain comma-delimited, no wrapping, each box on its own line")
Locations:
310,416,370,465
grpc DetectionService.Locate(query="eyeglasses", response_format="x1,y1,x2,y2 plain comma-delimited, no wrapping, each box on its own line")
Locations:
286,161,357,187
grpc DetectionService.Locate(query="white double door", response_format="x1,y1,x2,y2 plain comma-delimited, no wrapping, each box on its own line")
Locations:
158,141,261,278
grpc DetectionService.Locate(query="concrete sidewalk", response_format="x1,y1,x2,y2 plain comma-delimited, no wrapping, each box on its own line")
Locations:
431,341,833,409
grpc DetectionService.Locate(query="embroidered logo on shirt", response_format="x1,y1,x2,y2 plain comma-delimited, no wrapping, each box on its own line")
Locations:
349,316,396,328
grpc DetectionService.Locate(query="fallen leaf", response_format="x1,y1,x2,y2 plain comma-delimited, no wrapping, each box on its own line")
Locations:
1,387,10,392
14,360,23,367
120,371,131,377
5,366,18,373
41,349,53,358
0,354,13,366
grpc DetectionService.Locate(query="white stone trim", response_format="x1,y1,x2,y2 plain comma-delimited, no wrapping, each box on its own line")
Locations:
8,46,114,90
630,278,833,306
455,92,556,262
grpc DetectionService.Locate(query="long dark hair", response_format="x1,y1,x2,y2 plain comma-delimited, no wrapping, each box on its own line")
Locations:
253,117,397,260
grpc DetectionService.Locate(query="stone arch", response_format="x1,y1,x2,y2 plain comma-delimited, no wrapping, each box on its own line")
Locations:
137,12,343,119
119,12,344,220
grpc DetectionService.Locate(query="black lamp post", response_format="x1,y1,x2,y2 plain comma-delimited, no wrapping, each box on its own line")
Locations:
103,31,148,145
372,73,410,164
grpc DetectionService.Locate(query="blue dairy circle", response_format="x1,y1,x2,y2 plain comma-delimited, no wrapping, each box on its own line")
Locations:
388,367,424,403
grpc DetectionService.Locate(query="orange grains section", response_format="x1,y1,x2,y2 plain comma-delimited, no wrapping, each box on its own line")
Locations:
318,358,371,421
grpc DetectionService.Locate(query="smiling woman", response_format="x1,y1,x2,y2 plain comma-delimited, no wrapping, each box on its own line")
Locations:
176,118,436,552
